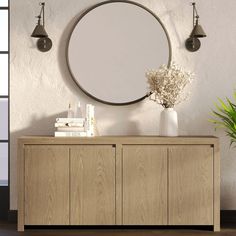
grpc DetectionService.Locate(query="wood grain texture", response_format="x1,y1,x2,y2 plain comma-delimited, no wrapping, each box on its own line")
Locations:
18,136,219,146
123,145,168,225
17,140,25,231
214,141,220,231
70,145,116,225
115,144,122,225
168,145,214,225
17,136,220,231
24,145,70,225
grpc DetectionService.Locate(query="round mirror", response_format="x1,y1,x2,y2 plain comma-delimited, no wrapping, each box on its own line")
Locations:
67,0,171,105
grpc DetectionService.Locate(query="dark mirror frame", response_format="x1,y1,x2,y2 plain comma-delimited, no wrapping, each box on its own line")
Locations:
66,0,172,106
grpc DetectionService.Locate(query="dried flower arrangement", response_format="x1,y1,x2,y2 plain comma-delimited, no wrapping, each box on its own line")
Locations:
146,62,194,108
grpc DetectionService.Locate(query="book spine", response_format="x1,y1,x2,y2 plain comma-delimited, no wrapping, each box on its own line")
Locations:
86,104,90,136
54,131,87,137
90,105,95,137
86,104,95,137
56,127,85,132
56,118,85,123
55,122,84,128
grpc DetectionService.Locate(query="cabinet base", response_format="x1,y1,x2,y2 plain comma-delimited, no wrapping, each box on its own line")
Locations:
18,225,220,232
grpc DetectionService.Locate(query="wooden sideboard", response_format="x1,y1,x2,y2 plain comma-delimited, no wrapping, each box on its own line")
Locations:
17,136,220,231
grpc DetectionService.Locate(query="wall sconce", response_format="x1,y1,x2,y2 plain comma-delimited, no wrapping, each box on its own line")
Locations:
185,2,206,52
31,2,52,52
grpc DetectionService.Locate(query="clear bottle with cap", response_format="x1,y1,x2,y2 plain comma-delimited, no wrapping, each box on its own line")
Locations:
75,101,83,118
67,103,74,118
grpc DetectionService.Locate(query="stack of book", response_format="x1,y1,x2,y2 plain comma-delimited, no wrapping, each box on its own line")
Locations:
54,104,95,137
54,118,86,137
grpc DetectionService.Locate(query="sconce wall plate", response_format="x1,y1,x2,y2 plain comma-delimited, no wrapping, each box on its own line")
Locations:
185,37,201,52
37,37,52,52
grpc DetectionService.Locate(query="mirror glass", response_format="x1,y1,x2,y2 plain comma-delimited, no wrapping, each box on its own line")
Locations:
67,1,171,105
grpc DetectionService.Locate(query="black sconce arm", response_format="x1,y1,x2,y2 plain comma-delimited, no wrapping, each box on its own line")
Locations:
192,2,199,28
39,2,45,27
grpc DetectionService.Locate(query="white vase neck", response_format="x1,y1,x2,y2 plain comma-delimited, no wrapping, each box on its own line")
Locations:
164,107,174,111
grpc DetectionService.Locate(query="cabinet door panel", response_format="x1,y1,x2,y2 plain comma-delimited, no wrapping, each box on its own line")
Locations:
169,145,213,225
123,145,167,225
70,145,115,225
24,145,69,225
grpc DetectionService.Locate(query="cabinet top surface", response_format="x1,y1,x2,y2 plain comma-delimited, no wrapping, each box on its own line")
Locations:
18,135,219,145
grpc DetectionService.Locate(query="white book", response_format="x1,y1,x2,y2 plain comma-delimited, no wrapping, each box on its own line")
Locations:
54,131,87,137
86,104,95,137
55,122,85,128
56,118,85,123
86,104,90,136
57,127,85,132
90,106,95,136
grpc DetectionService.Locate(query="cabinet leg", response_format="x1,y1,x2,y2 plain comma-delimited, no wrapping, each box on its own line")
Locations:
214,224,220,232
17,223,24,232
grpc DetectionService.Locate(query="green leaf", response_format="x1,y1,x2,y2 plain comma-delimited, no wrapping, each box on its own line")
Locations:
234,91,236,102
209,91,236,146
212,111,234,126
218,98,230,112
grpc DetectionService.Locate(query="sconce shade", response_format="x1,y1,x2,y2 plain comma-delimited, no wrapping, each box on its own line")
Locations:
190,24,206,38
31,24,48,38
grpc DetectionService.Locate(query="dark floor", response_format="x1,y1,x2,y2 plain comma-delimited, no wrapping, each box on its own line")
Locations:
0,222,236,236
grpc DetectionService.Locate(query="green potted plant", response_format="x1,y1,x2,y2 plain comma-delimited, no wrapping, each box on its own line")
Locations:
210,91,236,146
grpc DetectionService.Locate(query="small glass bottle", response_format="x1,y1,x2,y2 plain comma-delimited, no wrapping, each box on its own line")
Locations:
67,103,74,118
75,101,82,118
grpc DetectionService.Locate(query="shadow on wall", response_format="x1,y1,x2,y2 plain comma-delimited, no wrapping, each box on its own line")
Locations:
11,111,67,141
102,110,141,136
11,111,68,156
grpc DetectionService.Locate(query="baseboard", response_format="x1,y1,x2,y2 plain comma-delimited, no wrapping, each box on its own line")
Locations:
6,210,236,225
221,210,236,224
8,210,17,222
0,186,9,221
0,187,17,223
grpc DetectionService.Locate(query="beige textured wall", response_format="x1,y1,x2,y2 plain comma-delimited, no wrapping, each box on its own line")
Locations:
10,0,236,209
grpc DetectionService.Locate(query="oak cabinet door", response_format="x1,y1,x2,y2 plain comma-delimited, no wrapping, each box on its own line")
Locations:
24,145,70,225
168,145,213,225
70,145,116,225
123,145,168,225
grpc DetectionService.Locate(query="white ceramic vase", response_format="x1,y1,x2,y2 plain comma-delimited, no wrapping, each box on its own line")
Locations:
159,108,178,136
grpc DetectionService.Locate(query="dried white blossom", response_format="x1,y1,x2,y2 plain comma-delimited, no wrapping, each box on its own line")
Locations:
146,62,194,108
